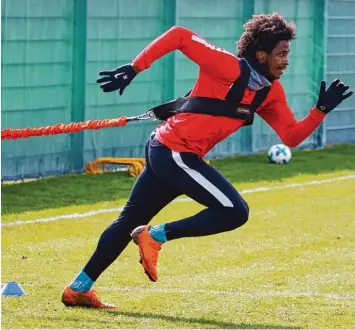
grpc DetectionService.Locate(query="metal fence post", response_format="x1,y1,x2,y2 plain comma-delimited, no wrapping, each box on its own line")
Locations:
242,0,255,153
163,0,176,101
70,0,87,172
314,0,327,148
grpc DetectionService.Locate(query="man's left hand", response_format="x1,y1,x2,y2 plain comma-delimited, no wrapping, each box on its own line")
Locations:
316,79,353,114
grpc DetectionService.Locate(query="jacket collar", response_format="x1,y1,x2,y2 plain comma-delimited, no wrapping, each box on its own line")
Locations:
244,55,276,84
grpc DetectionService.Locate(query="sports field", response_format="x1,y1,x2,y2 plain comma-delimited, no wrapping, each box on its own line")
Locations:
2,144,355,329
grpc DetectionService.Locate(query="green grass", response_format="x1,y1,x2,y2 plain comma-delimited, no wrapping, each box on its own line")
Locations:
2,143,355,215
2,144,355,329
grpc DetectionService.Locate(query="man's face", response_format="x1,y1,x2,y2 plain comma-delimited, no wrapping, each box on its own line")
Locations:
258,40,290,79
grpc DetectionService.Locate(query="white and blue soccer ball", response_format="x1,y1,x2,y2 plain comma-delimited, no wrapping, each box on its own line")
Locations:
267,144,292,164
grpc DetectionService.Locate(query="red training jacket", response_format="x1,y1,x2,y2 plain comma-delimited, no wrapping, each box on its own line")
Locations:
133,26,325,157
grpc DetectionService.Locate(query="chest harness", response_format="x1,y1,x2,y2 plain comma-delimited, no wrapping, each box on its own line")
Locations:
148,58,271,126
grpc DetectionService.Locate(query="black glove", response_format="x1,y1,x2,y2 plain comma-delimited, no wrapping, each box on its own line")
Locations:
316,79,353,114
96,64,137,95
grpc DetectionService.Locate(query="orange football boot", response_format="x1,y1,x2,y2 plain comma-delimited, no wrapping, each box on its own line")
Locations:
131,225,162,282
61,286,116,309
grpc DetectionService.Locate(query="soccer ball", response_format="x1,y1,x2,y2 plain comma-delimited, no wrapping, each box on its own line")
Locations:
267,144,292,164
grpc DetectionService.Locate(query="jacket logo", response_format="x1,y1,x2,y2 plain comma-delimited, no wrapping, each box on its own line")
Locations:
236,107,250,114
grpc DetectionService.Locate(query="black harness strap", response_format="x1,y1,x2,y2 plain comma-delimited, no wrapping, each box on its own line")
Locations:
251,85,271,109
225,58,250,105
151,97,255,122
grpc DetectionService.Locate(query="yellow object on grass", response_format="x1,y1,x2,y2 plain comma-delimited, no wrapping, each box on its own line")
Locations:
84,157,145,177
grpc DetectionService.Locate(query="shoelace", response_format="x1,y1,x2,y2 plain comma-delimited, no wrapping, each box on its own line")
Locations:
88,290,100,305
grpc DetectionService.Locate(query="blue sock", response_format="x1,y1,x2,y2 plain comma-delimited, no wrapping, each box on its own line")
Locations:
69,270,94,293
148,224,168,243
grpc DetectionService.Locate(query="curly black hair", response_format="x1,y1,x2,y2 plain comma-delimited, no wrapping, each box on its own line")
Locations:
237,13,296,57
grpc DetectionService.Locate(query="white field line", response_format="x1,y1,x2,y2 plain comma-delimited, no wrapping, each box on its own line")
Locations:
101,286,355,300
2,174,355,228
20,283,355,301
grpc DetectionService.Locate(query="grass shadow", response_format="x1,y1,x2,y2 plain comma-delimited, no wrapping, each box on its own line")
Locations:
213,143,355,184
2,144,355,215
35,311,300,329
110,310,301,329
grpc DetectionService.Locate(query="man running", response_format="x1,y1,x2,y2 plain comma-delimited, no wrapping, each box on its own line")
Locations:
61,13,352,309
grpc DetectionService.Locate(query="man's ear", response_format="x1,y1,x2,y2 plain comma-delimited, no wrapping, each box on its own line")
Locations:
256,51,267,64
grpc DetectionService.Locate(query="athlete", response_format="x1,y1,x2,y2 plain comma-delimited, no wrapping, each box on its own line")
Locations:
61,13,352,309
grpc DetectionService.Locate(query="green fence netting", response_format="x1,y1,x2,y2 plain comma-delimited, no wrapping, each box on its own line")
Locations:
325,0,355,144
2,0,349,180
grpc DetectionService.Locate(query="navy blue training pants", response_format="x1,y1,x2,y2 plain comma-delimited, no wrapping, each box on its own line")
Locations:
84,133,249,280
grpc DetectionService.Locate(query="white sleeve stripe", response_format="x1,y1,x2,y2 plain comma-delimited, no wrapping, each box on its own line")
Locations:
191,35,235,56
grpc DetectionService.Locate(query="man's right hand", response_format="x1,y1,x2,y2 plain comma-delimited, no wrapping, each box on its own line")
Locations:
96,64,137,95
316,79,353,114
